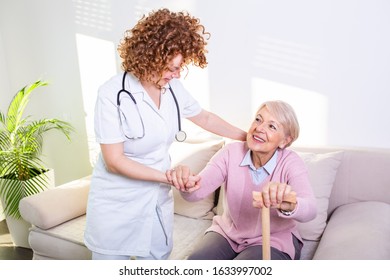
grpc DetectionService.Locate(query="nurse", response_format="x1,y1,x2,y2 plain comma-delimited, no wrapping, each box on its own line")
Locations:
84,8,247,260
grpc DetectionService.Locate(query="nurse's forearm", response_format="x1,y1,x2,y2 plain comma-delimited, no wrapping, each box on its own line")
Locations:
110,157,170,184
188,109,247,141
101,143,171,184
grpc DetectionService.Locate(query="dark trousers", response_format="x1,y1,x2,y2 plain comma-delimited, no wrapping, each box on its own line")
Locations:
187,232,302,260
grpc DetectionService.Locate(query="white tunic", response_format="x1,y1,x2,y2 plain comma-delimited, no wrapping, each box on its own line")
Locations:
84,72,201,256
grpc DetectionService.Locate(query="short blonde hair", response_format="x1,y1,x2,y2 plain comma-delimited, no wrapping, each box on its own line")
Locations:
257,100,300,147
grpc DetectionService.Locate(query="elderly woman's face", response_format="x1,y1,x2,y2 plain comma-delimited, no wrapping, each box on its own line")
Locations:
247,106,291,155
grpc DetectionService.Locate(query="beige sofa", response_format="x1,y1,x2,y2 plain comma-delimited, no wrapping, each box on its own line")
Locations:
19,138,390,260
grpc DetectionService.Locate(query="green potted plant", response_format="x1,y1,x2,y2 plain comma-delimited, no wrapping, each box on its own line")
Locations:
0,80,73,247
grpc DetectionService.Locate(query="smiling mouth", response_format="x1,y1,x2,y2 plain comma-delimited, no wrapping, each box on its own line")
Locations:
253,135,265,143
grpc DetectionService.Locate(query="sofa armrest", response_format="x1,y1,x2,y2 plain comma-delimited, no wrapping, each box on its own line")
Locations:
19,176,91,230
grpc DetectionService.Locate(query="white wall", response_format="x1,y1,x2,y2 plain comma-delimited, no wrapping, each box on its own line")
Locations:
1,0,390,184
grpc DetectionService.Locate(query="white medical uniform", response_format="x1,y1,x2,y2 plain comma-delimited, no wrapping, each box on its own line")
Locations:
84,72,202,258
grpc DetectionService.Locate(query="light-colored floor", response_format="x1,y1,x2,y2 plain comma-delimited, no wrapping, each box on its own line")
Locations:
0,219,33,260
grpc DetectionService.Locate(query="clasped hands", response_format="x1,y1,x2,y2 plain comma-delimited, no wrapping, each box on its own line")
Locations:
166,165,201,193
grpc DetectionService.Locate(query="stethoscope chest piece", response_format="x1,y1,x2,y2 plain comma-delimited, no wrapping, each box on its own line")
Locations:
175,130,187,142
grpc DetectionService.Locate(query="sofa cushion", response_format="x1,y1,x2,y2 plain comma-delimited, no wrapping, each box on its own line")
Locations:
169,139,225,219
19,177,91,230
28,215,91,260
296,151,343,241
169,214,212,259
313,201,390,259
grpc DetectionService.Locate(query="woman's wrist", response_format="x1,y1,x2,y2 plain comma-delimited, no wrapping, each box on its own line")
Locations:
279,202,297,216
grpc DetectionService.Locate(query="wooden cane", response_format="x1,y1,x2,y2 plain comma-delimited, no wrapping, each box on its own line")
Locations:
262,206,271,260
261,192,297,260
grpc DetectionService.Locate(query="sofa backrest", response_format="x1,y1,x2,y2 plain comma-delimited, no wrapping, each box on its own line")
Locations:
292,146,390,215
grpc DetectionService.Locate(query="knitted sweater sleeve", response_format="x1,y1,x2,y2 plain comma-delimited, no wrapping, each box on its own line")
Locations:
180,145,231,202
273,150,317,223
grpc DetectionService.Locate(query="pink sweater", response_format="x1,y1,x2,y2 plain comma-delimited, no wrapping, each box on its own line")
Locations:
182,142,317,259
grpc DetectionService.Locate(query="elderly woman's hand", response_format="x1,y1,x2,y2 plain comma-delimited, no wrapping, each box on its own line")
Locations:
166,165,201,192
252,182,297,211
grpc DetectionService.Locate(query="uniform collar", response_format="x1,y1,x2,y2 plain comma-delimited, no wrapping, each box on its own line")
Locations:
125,72,144,94
125,72,171,94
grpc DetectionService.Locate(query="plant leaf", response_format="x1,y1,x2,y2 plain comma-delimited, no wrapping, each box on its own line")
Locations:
0,79,73,219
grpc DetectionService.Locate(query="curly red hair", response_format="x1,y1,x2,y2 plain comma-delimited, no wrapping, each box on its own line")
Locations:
118,8,210,83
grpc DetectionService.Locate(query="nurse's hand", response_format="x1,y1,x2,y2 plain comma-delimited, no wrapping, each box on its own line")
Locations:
166,165,201,192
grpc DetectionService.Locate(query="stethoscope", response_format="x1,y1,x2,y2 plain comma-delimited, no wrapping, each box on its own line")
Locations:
116,72,187,142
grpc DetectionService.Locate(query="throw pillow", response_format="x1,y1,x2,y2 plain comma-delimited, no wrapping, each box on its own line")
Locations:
169,139,225,219
296,151,343,241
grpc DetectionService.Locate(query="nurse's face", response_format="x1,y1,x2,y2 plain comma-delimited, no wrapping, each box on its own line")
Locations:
154,54,184,87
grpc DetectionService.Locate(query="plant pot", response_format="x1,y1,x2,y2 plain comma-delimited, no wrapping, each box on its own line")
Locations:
3,215,32,248
0,168,55,248
0,203,5,222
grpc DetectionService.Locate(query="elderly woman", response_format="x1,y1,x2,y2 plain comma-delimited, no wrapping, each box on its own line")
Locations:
168,100,317,260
